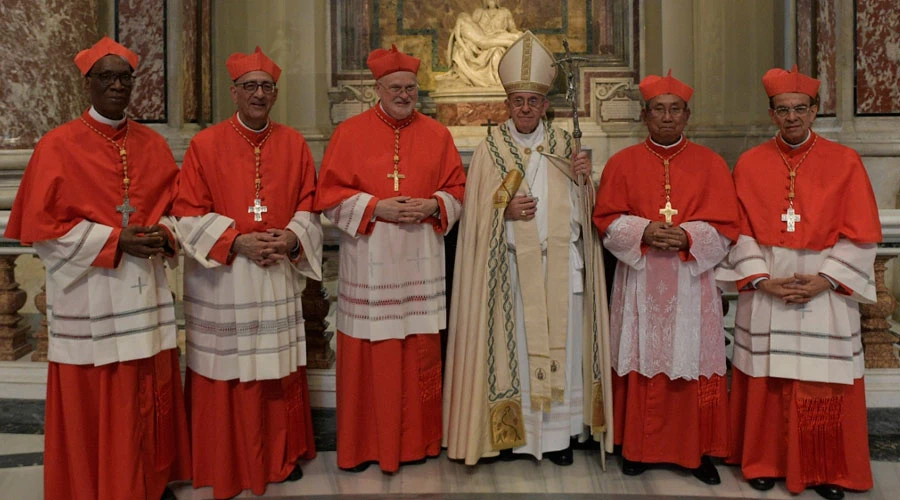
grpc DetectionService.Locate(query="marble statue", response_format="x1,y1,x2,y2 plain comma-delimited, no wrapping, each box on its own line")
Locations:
438,0,522,88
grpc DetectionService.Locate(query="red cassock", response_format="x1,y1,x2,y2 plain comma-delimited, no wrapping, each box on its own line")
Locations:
728,132,880,493
6,110,190,500
315,106,465,472
594,138,741,468
171,115,318,498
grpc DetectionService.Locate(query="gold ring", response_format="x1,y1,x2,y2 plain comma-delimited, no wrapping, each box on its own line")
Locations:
521,210,527,217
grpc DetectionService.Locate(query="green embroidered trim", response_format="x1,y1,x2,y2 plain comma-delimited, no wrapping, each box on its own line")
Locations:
485,125,522,402
561,127,572,158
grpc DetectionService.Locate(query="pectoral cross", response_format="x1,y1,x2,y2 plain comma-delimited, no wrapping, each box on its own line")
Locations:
248,198,268,221
116,195,136,227
781,206,800,232
387,168,405,192
659,201,678,224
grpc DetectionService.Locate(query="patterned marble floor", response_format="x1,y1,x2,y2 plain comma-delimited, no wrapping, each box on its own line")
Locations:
0,449,898,499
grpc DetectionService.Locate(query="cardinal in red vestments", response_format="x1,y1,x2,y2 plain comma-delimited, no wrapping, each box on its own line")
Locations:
314,45,466,473
171,47,322,499
593,71,740,485
5,36,190,500
717,65,879,500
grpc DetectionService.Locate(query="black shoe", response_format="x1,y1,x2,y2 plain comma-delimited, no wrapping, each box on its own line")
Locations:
545,445,574,466
690,456,721,485
813,484,845,500
621,458,647,476
340,461,373,473
160,487,177,500
283,464,303,482
498,448,530,462
748,477,775,491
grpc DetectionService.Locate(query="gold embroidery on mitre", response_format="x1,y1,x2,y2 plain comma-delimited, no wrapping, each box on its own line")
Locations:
499,31,556,95
490,400,527,450
521,35,532,81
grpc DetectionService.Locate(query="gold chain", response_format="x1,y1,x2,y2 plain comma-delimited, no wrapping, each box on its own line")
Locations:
374,107,415,191
775,135,817,210
79,117,130,198
229,118,274,200
643,138,689,204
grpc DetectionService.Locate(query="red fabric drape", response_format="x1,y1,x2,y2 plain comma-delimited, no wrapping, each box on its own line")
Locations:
43,349,190,500
186,368,315,499
612,371,728,468
336,332,442,472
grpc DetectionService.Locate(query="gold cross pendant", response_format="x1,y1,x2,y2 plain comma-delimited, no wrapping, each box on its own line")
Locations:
659,201,678,224
387,168,405,192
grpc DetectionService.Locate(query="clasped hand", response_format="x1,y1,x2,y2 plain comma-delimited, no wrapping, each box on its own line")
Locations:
232,229,298,267
119,225,170,258
642,221,688,251
504,194,536,221
375,196,438,223
757,273,831,304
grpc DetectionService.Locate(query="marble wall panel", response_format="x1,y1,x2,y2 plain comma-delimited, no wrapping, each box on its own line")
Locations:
0,0,98,149
796,0,837,115
331,0,374,82
182,0,212,123
117,0,166,121
855,0,900,115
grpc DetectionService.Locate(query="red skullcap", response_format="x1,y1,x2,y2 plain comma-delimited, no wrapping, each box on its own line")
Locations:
762,65,820,98
74,36,139,76
367,44,420,79
639,69,694,103
226,46,282,82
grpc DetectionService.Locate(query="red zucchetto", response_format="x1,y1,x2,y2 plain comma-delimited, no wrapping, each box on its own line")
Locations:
366,44,420,79
639,69,693,103
74,36,139,76
762,64,820,98
226,46,282,82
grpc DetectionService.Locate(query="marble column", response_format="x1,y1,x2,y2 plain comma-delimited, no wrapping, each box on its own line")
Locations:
0,255,32,361
0,0,98,151
861,255,900,368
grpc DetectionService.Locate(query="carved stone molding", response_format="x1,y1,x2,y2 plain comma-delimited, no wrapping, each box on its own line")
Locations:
0,255,32,361
861,254,900,368
302,276,335,369
32,282,48,362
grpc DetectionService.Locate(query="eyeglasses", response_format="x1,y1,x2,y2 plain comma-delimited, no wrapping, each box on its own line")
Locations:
510,96,545,108
380,83,418,96
649,106,685,117
772,105,812,118
235,80,277,94
89,71,135,88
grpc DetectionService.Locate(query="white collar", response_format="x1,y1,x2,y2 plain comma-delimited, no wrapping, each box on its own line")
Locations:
507,119,544,147
649,135,685,149
89,106,126,129
236,112,269,132
786,131,812,149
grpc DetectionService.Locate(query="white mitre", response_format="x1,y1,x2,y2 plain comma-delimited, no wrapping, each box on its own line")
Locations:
497,30,557,95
